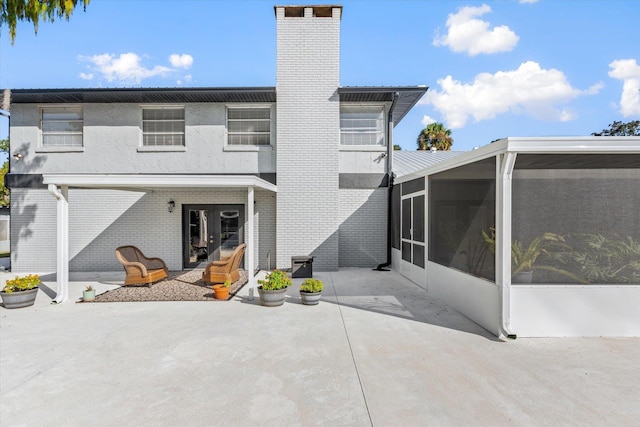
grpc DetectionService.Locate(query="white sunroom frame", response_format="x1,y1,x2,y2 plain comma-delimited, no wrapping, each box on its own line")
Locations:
42,174,277,303
394,136,640,338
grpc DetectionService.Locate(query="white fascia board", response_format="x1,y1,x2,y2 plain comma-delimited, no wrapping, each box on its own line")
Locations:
504,136,640,153
42,174,277,192
394,136,640,184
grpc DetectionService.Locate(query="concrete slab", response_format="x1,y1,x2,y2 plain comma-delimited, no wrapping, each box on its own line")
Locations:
1,268,638,426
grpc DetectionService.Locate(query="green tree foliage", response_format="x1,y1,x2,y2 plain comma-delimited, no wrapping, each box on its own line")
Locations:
591,120,640,136
417,122,453,151
1,0,90,44
393,144,402,151
0,138,8,206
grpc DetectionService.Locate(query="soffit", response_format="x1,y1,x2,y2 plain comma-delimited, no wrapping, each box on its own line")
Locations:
338,86,428,126
10,88,277,104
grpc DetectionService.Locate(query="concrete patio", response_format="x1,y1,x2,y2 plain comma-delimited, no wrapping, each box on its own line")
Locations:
1,268,638,426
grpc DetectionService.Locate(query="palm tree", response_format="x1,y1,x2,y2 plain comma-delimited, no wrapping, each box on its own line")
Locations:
417,122,453,151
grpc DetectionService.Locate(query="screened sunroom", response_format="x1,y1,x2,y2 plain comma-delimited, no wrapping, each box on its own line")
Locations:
392,137,640,337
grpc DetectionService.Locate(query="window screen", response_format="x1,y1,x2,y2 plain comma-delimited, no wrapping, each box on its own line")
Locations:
142,108,185,146
227,108,271,146
340,105,385,146
41,107,83,147
429,158,496,280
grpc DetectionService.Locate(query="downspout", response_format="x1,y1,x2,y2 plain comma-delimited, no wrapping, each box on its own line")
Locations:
375,92,399,271
497,153,517,339
48,184,69,303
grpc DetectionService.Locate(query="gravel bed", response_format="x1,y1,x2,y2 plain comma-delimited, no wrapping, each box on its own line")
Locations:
87,270,248,302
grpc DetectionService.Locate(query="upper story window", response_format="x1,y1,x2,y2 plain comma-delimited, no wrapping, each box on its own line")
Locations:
227,107,271,146
142,107,185,146
340,105,385,146
41,107,83,148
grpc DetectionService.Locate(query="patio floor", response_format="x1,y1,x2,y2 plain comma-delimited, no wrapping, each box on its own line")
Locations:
1,268,638,426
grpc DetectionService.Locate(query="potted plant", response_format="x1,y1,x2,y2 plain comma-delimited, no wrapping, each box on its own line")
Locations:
257,269,292,307
83,285,96,302
299,278,323,305
212,280,232,300
1,274,40,309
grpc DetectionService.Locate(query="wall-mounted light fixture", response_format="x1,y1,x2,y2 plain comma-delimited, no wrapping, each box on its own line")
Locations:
167,200,176,213
12,153,23,160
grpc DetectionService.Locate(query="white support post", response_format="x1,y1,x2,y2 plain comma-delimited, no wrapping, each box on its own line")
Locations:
48,184,69,303
496,153,517,337
247,186,255,296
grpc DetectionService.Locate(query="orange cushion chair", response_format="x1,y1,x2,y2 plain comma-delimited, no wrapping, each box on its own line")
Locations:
115,245,169,286
202,243,247,284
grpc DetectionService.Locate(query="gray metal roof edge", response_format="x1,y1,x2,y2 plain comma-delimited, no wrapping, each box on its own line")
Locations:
338,86,428,94
11,87,276,94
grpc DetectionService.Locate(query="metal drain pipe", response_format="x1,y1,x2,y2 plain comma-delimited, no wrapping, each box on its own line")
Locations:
375,92,399,271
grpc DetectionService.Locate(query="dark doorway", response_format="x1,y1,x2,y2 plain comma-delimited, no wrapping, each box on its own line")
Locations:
182,204,244,269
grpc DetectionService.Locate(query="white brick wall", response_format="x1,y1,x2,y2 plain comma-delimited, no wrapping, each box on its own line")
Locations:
338,189,388,267
10,189,57,272
10,188,276,273
275,6,342,271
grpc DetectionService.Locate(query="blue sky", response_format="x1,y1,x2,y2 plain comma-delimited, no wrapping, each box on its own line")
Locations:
1,0,639,151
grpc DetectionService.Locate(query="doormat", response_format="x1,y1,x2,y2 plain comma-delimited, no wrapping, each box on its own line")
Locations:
85,270,248,302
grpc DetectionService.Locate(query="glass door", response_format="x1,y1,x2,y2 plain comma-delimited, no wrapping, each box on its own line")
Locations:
182,204,244,269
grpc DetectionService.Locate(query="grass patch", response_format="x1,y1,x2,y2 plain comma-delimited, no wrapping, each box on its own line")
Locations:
0,252,9,258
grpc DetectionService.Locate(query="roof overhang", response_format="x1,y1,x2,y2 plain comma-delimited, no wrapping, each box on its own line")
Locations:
9,87,277,104
395,136,640,184
338,86,428,126
42,174,277,192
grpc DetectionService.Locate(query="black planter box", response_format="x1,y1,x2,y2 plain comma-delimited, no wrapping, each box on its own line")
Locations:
291,256,314,278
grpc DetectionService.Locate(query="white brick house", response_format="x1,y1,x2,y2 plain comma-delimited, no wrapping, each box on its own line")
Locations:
5,5,426,301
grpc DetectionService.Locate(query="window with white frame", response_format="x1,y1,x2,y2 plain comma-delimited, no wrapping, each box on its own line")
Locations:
340,105,385,146
142,107,185,146
227,107,271,146
41,107,83,148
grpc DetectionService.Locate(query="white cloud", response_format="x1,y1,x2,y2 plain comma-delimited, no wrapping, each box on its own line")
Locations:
519,0,538,3
608,59,640,117
79,72,94,80
433,4,519,56
421,115,436,127
78,53,177,84
421,61,603,128
177,74,193,85
169,54,193,69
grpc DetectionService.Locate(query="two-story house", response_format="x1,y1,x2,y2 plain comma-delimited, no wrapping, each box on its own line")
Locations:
6,5,426,302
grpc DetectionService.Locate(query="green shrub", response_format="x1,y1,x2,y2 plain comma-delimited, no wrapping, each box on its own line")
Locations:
300,278,323,293
3,274,40,293
257,270,292,290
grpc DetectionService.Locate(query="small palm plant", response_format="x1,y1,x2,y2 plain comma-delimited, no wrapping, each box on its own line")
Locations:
482,228,586,283
417,122,453,151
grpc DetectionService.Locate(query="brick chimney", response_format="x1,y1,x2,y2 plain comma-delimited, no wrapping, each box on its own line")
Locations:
275,5,342,271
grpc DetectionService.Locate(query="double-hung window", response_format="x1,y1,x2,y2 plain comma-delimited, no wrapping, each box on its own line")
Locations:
227,107,271,146
41,107,83,148
142,107,185,146
340,105,385,146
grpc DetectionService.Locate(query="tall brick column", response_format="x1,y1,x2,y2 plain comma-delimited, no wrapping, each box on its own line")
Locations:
275,6,342,271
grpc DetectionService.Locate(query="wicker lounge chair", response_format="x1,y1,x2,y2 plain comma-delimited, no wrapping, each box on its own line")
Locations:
202,243,246,284
115,245,169,286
